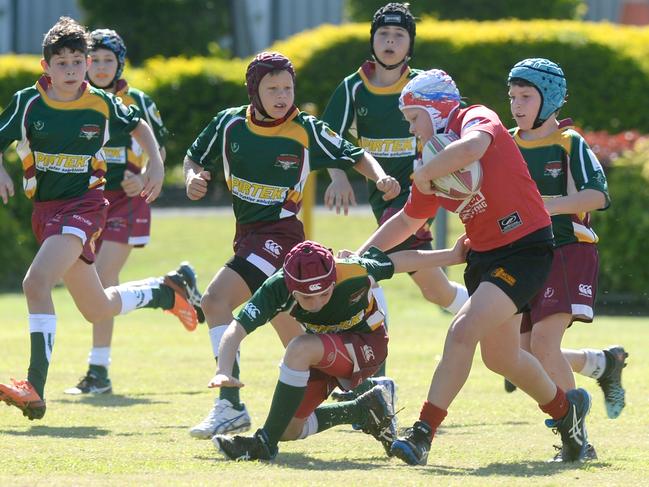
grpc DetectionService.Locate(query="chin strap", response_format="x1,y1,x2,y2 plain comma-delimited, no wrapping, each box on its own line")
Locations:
373,55,409,71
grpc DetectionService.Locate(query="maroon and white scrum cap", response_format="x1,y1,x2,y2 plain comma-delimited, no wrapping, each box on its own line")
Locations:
283,241,336,295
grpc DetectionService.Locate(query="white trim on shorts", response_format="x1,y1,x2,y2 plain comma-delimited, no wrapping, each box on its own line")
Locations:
572,304,594,321
128,235,150,246
62,226,88,245
246,252,277,276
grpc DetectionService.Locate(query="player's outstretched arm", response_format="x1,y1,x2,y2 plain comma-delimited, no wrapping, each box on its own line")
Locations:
389,234,470,274
131,120,164,203
324,168,357,215
414,131,491,195
183,156,211,201
357,208,425,255
544,188,607,215
0,155,15,205
208,320,248,389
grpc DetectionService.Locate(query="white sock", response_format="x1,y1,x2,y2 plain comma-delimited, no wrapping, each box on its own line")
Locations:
29,314,56,363
88,347,111,367
372,286,389,329
298,412,319,440
209,324,229,358
579,349,607,379
278,361,310,387
123,277,162,287
444,282,469,314
116,286,153,314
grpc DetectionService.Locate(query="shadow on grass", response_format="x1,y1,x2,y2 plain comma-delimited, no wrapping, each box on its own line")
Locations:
54,394,168,407
1,425,109,438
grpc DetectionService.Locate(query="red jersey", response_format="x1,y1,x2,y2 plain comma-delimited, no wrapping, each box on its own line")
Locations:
404,105,550,251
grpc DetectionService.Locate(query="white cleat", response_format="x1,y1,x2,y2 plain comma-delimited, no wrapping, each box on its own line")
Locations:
189,398,251,439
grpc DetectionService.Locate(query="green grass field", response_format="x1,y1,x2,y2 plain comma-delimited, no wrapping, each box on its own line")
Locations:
1,210,647,486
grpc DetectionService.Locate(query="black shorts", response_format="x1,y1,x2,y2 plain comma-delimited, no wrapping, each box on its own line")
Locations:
225,255,271,294
463,226,554,313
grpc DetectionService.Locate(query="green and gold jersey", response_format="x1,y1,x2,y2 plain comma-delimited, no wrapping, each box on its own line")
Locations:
511,125,610,247
103,80,167,191
236,247,395,335
322,62,422,220
187,105,364,224
0,76,139,201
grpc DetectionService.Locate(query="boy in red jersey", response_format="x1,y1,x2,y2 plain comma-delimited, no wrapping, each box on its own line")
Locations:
352,69,592,465
184,52,400,439
0,17,200,420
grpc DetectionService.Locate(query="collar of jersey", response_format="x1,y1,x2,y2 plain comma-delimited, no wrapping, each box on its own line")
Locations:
358,61,411,95
114,78,129,95
247,104,299,129
513,125,573,151
36,75,93,109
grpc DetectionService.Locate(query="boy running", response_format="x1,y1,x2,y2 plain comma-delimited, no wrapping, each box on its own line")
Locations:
322,3,468,384
0,17,201,420
354,69,592,465
63,28,194,396
184,52,400,439
505,58,626,446
210,238,469,461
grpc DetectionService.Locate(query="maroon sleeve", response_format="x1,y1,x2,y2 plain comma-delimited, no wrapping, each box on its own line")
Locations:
403,184,440,219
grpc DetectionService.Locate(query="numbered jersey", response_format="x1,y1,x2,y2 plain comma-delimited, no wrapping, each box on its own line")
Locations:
103,80,167,191
511,125,609,247
0,76,139,201
187,105,364,224
236,247,395,334
322,62,422,220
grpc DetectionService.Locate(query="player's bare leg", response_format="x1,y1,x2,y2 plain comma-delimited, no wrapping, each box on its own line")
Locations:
528,313,574,391
410,266,467,311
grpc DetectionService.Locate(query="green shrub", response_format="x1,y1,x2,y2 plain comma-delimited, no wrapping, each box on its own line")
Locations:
594,142,649,306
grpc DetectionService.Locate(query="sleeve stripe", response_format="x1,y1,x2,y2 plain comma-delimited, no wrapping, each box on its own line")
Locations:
339,78,352,134
0,92,23,134
308,117,337,160
199,113,229,165
578,137,589,182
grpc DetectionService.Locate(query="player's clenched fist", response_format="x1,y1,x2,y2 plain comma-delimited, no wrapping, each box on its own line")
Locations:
186,170,211,200
376,175,400,201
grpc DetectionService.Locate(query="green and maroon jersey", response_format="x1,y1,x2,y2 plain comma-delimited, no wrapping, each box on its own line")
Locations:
103,80,167,191
0,76,139,201
187,105,364,224
236,247,394,334
322,62,422,221
511,125,610,247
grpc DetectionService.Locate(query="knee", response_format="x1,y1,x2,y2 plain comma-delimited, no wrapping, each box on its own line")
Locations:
284,336,319,367
200,291,226,318
22,270,53,302
447,317,478,349
419,284,445,306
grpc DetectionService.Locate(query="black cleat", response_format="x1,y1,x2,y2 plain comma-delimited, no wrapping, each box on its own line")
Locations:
390,420,432,466
546,388,591,462
64,369,112,395
550,442,598,462
356,385,397,456
163,261,205,323
212,428,278,461
598,346,628,419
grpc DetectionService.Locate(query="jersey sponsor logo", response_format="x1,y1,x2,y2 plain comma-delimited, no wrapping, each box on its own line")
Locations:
498,211,523,234
243,302,260,320
72,214,93,227
359,136,416,158
34,152,90,174
264,240,283,257
230,176,287,205
320,125,343,148
305,308,365,334
457,192,488,223
106,217,127,230
578,283,593,297
308,283,322,292
80,124,100,140
491,267,517,287
348,287,367,305
361,344,375,362
544,286,555,299
102,147,127,164
543,161,563,178
357,106,368,117
274,154,300,170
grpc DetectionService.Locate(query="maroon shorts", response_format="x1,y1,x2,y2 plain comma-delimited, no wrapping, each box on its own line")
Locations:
521,243,599,333
97,190,151,249
294,325,389,419
32,189,108,264
225,217,305,290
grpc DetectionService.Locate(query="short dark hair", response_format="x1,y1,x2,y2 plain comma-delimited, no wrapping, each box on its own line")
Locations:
508,77,536,89
42,17,89,62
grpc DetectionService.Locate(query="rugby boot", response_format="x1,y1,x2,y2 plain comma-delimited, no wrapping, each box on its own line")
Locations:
0,379,46,420
64,368,112,395
390,420,432,466
189,398,251,438
597,346,628,419
356,385,397,456
550,442,598,462
546,388,591,462
163,261,204,327
213,428,278,461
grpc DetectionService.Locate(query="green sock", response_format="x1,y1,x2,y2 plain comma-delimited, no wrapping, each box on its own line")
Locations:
315,399,366,433
27,332,50,399
148,285,175,310
374,362,386,377
219,359,242,409
263,380,307,445
352,378,375,396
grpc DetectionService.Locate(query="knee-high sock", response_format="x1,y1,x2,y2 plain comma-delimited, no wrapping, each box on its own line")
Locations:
27,314,56,399
115,280,174,314
373,286,388,376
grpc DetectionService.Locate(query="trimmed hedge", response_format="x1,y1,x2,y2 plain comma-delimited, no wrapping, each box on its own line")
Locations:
594,142,649,307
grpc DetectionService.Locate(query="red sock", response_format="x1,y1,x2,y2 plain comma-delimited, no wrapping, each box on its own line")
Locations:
419,401,447,438
539,387,568,420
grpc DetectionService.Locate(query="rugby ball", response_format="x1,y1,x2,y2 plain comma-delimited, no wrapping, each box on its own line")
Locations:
422,133,483,200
